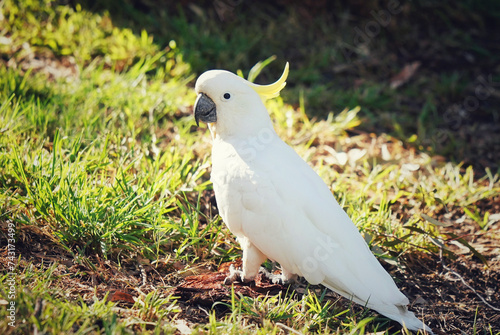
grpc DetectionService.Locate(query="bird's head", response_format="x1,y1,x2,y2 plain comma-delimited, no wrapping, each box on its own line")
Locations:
194,62,289,139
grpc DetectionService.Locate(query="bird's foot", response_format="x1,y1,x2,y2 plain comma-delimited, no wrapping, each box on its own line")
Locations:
223,264,253,285
271,273,298,285
259,267,297,285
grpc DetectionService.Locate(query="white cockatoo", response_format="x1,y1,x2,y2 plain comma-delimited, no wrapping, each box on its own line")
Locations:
193,63,432,333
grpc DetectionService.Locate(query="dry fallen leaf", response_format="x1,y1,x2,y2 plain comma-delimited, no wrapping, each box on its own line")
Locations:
390,61,421,89
173,261,287,307
109,291,135,304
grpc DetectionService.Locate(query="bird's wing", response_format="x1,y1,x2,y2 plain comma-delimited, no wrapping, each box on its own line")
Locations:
214,137,409,310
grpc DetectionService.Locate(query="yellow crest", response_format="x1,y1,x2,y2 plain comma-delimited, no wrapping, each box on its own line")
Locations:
249,62,289,100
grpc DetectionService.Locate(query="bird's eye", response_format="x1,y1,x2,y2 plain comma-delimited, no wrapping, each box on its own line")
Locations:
222,93,231,100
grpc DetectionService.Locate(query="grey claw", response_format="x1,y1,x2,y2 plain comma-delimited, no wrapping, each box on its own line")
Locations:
272,275,285,285
224,264,242,284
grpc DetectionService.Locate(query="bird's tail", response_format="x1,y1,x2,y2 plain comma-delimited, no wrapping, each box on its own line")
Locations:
322,280,433,334
375,305,433,334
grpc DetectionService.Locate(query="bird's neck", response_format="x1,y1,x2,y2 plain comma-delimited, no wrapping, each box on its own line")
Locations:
214,123,277,143
211,112,276,141
211,123,279,164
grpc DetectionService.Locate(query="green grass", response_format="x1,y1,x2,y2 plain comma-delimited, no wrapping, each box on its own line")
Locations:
1,0,499,334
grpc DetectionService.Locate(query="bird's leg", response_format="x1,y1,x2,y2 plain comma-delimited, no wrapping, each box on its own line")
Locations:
224,239,266,284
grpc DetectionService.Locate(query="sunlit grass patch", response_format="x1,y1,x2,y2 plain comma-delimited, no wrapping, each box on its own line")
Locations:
1,0,159,66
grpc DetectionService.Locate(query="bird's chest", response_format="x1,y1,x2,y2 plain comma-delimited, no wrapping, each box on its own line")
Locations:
210,139,263,190
210,143,271,235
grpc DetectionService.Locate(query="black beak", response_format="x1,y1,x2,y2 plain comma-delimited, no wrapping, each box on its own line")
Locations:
194,93,217,127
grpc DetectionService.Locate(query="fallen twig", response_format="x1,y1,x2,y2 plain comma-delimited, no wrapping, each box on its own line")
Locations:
439,250,500,312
